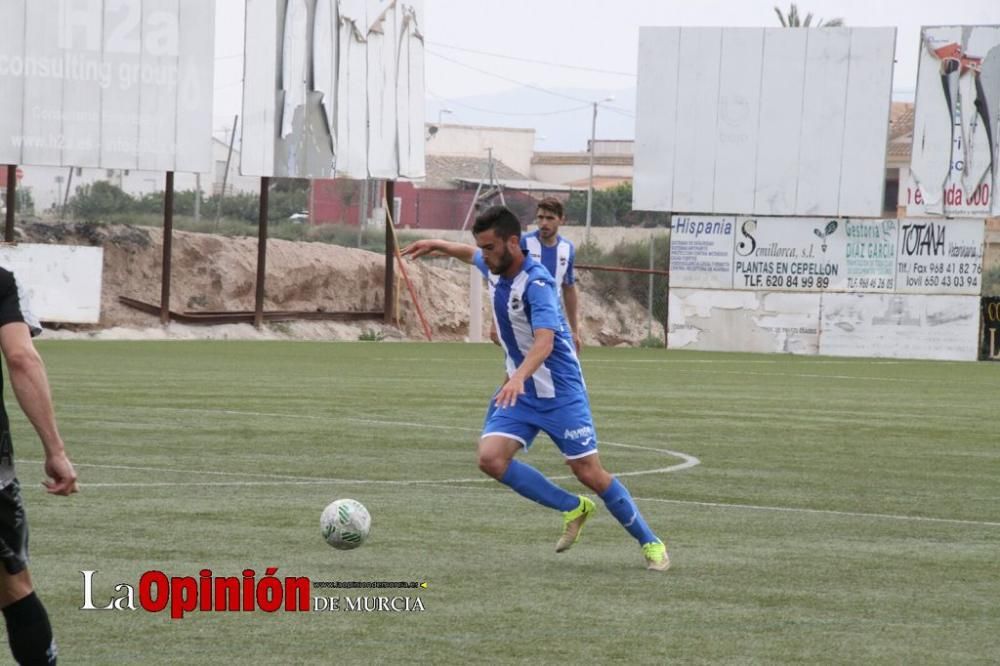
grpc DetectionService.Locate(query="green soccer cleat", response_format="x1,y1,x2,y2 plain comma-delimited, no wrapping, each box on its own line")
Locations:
641,539,671,571
556,496,596,552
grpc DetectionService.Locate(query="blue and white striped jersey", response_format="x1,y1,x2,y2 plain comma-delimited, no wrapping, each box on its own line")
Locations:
520,231,575,287
473,252,585,402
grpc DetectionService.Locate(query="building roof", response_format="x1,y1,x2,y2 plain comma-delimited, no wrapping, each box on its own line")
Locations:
454,177,585,193
565,175,631,191
531,152,634,166
421,155,528,189
886,102,914,167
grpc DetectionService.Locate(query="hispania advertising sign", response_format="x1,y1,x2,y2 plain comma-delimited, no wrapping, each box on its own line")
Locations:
0,0,215,172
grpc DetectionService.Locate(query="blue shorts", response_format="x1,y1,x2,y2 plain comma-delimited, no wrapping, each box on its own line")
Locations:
481,392,598,459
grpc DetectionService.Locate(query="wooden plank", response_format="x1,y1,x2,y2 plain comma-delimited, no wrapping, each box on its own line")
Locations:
713,28,763,215
366,0,397,178
100,0,142,169
21,0,64,166
753,28,807,215
633,26,679,212
838,28,895,217
173,0,215,173
136,0,180,171
240,0,279,177
671,27,721,213
335,0,368,178
0,1,27,164
795,28,851,216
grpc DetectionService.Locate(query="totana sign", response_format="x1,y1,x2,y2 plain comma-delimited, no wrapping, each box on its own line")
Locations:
0,0,215,172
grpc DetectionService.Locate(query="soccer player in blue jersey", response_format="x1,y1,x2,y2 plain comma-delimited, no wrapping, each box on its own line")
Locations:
520,198,581,353
402,206,669,571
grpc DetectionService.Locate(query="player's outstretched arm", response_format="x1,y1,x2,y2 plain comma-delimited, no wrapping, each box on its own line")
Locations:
0,323,78,495
401,239,477,264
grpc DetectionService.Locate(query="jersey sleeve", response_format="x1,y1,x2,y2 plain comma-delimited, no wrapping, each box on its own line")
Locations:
525,276,562,332
563,242,576,285
0,269,41,337
472,249,489,278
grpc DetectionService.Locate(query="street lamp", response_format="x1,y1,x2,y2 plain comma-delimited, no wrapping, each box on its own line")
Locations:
585,96,614,244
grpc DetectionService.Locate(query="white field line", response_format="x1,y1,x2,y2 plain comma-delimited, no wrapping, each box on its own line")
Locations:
17,409,997,528
636,497,1000,528
16,461,1000,528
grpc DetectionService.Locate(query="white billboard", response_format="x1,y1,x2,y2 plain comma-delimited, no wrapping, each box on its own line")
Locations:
0,244,103,324
907,25,1000,217
670,215,984,296
668,288,820,354
0,0,215,172
635,27,895,217
669,216,735,289
241,0,426,180
820,293,980,361
895,219,984,295
732,217,847,292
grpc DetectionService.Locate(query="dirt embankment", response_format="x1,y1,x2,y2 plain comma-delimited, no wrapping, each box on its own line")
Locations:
19,221,662,345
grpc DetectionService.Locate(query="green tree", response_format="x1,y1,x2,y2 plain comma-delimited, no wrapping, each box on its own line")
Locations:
774,3,844,27
565,182,670,227
68,181,136,221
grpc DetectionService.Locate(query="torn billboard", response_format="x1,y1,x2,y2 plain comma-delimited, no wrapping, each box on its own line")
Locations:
0,0,215,172
907,25,1000,217
241,0,426,180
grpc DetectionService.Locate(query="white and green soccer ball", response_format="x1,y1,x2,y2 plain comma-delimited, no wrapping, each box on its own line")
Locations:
320,499,371,550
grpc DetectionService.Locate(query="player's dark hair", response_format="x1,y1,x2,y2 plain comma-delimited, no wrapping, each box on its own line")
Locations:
537,197,564,219
472,205,522,240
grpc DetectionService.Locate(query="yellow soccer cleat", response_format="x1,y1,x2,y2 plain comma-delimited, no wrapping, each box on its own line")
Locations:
556,496,596,552
641,539,671,571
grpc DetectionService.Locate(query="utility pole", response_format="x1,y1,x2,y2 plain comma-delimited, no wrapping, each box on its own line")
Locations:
585,96,614,245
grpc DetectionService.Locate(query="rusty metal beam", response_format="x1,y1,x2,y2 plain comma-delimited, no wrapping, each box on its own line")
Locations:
384,180,396,325
160,171,175,325
255,176,269,329
120,297,382,325
4,165,16,242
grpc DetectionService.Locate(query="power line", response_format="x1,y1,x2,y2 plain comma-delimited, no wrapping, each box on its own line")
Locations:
427,49,595,105
428,91,591,117
426,41,636,78
427,50,635,119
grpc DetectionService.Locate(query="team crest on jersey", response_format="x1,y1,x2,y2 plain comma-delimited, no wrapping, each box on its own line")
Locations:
559,257,567,266
511,297,522,311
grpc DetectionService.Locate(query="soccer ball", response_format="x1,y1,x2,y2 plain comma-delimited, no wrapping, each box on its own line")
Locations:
320,499,371,550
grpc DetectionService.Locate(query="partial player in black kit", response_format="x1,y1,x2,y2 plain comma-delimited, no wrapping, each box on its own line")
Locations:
0,268,77,665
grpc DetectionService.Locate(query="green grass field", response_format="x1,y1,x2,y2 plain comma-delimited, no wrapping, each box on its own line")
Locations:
9,341,1000,664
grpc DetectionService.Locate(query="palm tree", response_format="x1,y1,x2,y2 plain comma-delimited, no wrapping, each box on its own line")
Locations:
774,3,844,27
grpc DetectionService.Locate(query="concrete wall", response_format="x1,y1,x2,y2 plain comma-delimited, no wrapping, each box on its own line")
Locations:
426,124,536,176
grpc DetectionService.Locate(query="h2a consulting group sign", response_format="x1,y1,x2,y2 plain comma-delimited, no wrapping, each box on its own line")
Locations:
0,0,215,172
670,215,985,296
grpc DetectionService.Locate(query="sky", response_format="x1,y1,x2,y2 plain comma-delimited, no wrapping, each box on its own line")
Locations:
213,0,1000,151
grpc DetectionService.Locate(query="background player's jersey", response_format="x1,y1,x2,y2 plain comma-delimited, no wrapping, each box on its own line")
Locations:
520,231,575,287
474,252,585,402
0,268,39,488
